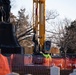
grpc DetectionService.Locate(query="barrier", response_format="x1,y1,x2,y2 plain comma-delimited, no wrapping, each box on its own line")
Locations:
72,58,76,69
32,55,44,64
24,54,32,65
0,54,75,75
51,58,65,69
65,58,72,70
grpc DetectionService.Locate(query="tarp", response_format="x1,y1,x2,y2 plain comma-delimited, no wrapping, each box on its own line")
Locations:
65,58,73,69
51,58,65,69
0,54,10,75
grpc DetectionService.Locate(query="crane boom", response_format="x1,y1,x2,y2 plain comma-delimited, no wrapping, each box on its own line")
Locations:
33,0,46,51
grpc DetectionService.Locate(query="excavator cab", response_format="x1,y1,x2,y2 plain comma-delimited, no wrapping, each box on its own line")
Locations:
44,40,51,51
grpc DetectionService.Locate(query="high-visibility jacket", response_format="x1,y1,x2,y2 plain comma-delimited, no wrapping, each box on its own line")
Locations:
42,53,51,58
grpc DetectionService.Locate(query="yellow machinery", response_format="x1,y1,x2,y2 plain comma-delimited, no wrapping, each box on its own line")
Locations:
33,0,46,52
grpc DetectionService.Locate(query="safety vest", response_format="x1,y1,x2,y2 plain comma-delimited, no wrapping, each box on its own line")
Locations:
42,53,51,58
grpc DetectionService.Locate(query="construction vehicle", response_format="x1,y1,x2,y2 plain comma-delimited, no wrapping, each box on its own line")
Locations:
32,0,51,54
32,0,76,73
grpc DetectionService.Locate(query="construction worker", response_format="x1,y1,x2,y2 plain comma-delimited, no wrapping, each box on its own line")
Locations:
40,51,51,58
40,51,52,66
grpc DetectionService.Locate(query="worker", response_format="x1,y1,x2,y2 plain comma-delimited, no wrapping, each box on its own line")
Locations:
2,0,11,22
40,51,52,66
40,51,51,58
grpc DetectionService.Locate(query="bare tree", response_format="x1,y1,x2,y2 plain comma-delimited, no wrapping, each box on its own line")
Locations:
46,10,59,21
60,20,76,53
46,18,71,48
15,8,33,54
16,8,29,36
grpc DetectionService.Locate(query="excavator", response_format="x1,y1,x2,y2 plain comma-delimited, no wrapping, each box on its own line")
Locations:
32,0,76,73
32,0,51,54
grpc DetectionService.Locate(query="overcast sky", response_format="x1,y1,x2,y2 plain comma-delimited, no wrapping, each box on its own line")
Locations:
11,0,76,21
